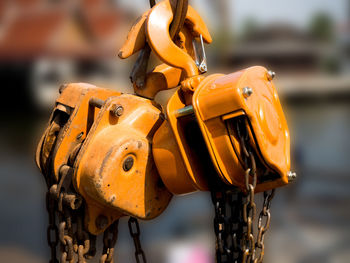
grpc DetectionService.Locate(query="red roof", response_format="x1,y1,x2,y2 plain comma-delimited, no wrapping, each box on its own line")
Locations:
0,0,124,60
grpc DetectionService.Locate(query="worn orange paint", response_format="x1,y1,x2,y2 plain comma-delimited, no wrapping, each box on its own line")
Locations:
36,83,120,180
52,84,120,181
153,89,209,194
73,94,172,234
133,63,183,99
118,10,151,59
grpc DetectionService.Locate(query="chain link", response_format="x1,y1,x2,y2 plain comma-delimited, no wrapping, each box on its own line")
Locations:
211,189,245,263
128,217,147,263
41,120,146,263
100,220,119,263
254,190,275,263
212,118,276,263
46,192,59,263
242,169,257,263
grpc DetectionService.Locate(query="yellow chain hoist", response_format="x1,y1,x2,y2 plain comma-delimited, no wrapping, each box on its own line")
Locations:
35,0,296,262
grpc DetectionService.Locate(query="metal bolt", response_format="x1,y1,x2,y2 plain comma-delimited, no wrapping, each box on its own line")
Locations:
111,104,124,117
95,215,108,230
123,156,134,172
287,171,297,182
267,70,276,81
242,87,253,98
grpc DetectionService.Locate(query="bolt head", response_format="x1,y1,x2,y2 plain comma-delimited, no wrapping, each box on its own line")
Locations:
267,70,276,81
287,171,297,182
242,86,253,98
111,104,124,117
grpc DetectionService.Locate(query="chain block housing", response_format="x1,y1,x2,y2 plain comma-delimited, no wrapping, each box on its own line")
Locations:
37,84,172,235
73,94,172,234
36,2,293,261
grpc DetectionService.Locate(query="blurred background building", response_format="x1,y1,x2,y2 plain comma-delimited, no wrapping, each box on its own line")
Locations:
0,0,349,262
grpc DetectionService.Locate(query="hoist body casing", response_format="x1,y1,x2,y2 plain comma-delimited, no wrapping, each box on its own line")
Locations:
37,84,172,235
193,66,290,192
153,89,210,195
73,94,172,234
36,83,120,180
153,66,290,194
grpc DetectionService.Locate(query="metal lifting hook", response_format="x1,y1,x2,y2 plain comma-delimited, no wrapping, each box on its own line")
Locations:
146,0,212,77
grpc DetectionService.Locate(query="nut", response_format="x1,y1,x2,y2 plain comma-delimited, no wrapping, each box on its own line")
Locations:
242,86,253,98
110,104,124,117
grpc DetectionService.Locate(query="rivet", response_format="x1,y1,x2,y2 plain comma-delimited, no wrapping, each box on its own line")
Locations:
242,86,253,98
287,171,297,182
267,70,276,81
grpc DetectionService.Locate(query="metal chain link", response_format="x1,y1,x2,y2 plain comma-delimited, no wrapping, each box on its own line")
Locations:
254,190,275,263
228,190,245,262
100,220,119,263
41,114,146,263
242,168,257,263
128,217,147,263
211,191,230,262
239,118,276,263
46,192,59,263
212,118,276,263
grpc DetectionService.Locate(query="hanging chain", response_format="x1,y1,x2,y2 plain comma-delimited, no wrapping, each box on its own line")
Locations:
46,192,59,263
211,189,245,263
128,217,147,263
212,118,276,263
100,220,119,263
255,190,275,263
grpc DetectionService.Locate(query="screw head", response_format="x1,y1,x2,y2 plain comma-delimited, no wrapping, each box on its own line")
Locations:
111,104,124,117
287,171,297,182
242,86,253,98
267,70,276,81
123,156,134,172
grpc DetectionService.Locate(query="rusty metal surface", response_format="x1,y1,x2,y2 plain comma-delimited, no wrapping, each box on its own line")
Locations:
74,94,172,234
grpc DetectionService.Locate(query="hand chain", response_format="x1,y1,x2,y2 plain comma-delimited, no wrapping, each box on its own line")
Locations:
100,220,119,263
211,189,245,263
211,118,276,263
46,192,59,263
128,217,147,263
239,118,276,263
42,117,147,263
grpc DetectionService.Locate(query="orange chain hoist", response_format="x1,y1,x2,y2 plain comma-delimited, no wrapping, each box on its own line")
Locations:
36,0,296,262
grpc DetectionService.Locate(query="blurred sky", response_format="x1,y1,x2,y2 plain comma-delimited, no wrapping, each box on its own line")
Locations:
232,0,348,30
119,0,349,31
